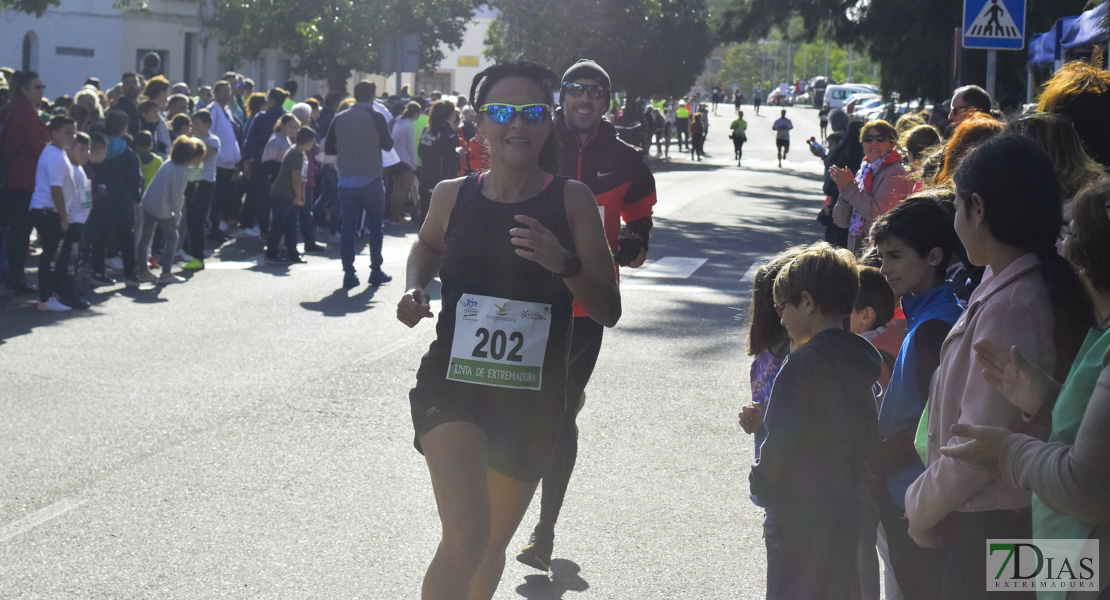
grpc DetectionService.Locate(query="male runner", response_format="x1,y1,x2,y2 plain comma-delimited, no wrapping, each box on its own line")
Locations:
772,109,793,167
516,59,657,571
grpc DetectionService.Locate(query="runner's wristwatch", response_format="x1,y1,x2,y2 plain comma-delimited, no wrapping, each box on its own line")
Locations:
557,252,582,278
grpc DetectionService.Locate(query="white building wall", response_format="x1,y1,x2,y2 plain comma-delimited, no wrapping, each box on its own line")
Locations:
379,5,498,99
1,0,324,100
0,1,125,97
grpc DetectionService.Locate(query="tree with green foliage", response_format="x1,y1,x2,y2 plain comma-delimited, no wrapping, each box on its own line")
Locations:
207,0,481,94
715,0,1092,101
485,0,714,100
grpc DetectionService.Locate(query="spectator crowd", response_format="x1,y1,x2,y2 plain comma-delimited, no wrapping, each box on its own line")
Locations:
0,63,491,310
740,60,1110,599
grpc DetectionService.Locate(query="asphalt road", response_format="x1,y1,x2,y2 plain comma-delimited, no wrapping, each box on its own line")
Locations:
1,103,830,599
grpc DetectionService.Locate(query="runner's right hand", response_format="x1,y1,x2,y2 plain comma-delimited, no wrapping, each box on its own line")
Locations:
397,288,433,327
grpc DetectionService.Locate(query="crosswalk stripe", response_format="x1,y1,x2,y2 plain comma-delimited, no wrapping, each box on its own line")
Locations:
740,261,764,283
625,256,708,279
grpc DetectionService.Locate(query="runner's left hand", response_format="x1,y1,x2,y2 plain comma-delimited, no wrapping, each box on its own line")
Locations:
510,214,569,273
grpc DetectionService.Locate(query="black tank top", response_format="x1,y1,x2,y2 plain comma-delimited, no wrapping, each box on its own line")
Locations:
417,173,575,399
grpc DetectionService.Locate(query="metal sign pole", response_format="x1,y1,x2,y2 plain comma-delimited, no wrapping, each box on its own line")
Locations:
986,49,997,99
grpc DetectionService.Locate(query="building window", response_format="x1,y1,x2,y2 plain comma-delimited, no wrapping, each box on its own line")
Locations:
415,71,453,96
56,47,95,57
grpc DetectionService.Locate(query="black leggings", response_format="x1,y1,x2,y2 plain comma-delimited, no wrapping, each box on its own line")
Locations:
732,137,745,161
1,187,33,285
539,316,605,525
876,491,945,600
91,217,136,279
185,180,214,259
940,510,1033,599
29,209,64,302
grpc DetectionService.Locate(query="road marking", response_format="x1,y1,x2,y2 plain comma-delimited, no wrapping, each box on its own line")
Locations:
0,497,87,542
203,257,263,270
740,261,764,283
620,281,745,295
626,256,707,279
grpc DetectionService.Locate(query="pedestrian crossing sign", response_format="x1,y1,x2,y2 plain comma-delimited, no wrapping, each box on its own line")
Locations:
963,0,1026,50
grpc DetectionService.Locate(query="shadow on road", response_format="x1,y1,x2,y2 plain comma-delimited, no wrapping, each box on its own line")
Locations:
515,559,590,599
646,157,727,174
300,285,382,316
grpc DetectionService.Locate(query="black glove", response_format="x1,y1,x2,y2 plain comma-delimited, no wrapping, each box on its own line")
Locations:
614,226,645,267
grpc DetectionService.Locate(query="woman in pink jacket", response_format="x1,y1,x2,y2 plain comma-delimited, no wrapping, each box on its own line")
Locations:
905,135,1093,599
830,119,913,253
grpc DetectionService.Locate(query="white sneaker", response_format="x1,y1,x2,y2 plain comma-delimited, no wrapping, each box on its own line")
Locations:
176,249,193,263
37,295,72,312
104,256,124,271
236,226,261,238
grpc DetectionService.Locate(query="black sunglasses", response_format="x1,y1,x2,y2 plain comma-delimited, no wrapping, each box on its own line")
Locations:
861,134,891,143
562,82,608,99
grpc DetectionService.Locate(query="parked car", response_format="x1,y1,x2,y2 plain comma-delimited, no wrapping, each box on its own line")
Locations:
823,83,879,109
845,94,882,116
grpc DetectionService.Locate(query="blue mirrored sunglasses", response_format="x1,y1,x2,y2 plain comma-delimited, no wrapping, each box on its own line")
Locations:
478,103,550,125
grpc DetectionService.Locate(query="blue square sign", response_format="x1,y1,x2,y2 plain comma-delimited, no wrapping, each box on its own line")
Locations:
964,0,1027,50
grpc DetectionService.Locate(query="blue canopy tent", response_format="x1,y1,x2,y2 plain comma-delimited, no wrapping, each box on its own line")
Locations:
1061,2,1109,50
1026,4,1107,101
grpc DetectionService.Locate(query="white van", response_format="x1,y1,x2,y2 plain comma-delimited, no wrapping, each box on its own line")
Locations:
823,84,880,109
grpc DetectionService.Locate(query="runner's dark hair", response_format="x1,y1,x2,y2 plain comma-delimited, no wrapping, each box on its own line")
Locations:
954,134,1094,380
469,57,560,174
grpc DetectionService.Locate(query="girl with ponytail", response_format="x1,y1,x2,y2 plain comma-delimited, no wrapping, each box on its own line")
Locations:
905,135,1093,598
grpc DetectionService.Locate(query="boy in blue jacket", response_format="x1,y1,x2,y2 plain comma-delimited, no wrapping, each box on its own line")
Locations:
750,241,881,599
867,194,963,599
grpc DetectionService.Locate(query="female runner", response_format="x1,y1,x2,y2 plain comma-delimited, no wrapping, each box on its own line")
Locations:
396,59,620,600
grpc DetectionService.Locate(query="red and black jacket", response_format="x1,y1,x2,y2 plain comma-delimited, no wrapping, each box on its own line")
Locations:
554,108,657,317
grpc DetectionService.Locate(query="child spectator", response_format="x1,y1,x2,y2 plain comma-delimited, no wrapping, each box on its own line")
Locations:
133,131,163,270
133,131,162,191
181,109,220,270
851,266,903,395
847,264,906,600
169,114,191,140
56,132,95,309
738,249,798,463
749,242,881,599
867,193,963,599
135,136,203,284
265,127,315,264
137,99,169,155
89,110,142,287
906,136,1093,595
27,116,78,311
